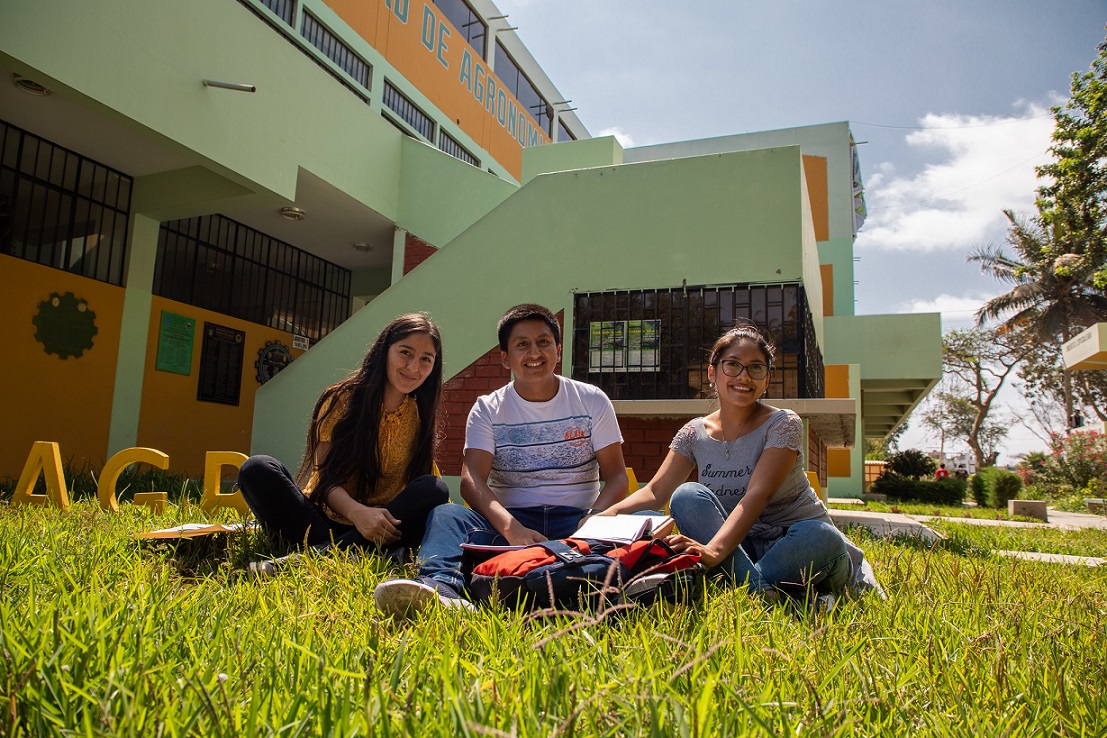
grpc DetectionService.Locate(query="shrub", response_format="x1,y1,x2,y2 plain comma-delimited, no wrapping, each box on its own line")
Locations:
1045,431,1107,492
971,466,1023,508
987,469,1023,509
1016,451,1049,488
883,449,937,480
969,471,988,506
869,476,966,505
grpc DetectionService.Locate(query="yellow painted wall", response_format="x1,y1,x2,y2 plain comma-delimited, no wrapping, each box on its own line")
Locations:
137,296,305,477
824,364,850,399
801,155,828,242
824,364,852,478
828,448,852,477
0,254,123,479
326,0,551,178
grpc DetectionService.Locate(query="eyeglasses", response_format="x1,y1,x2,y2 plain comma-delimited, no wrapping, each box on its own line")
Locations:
717,360,769,379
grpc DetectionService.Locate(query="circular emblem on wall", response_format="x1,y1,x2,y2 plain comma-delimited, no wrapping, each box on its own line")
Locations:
33,292,98,359
255,340,293,384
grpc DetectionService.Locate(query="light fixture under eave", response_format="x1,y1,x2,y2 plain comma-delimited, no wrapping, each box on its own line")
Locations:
12,74,51,97
279,206,306,221
351,242,373,252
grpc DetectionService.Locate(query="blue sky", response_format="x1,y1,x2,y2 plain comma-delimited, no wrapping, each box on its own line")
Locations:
497,0,1107,459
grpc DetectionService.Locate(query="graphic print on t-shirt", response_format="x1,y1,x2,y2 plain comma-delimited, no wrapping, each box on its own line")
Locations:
489,414,597,493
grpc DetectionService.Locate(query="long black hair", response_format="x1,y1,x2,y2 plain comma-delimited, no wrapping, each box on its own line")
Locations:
298,313,443,507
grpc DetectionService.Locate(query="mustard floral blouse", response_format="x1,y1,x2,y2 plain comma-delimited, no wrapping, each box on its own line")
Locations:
304,392,425,523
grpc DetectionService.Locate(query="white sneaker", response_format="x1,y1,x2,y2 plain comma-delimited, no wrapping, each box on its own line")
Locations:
373,577,475,617
814,593,837,613
624,573,669,599
248,551,302,580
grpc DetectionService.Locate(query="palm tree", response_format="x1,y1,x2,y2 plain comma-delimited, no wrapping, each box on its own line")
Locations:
969,210,1107,424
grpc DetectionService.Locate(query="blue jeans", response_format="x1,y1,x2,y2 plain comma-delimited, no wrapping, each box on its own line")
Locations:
417,504,586,593
670,482,851,597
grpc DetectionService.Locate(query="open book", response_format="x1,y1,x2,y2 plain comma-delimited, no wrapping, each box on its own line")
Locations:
135,521,256,540
460,514,674,553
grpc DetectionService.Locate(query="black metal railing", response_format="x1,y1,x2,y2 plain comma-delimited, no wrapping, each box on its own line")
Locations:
154,214,350,343
572,283,824,401
0,118,132,286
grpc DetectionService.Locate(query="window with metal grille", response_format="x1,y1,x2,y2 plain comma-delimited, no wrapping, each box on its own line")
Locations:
237,0,369,104
438,130,478,167
571,284,824,401
259,0,294,25
382,82,435,141
154,214,351,343
0,118,131,286
300,11,371,90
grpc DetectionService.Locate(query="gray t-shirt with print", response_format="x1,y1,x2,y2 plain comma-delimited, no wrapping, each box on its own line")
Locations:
670,408,882,594
670,408,823,523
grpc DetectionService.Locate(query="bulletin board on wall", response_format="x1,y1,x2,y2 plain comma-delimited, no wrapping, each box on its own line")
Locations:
197,322,244,405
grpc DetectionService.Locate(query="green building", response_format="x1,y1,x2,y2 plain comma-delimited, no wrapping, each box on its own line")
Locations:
0,0,941,497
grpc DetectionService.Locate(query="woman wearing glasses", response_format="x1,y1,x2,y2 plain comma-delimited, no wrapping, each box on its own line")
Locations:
600,323,878,607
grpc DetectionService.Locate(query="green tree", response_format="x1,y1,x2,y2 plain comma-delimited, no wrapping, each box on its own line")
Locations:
971,31,1107,423
1018,342,1107,426
936,327,1031,469
918,389,1008,466
970,212,1107,421
883,449,936,481
1036,31,1107,292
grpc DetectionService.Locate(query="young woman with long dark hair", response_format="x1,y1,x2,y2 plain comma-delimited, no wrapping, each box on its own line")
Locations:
600,323,879,607
239,313,450,569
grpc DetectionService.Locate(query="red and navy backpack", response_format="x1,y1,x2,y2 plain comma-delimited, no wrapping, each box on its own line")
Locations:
467,537,704,611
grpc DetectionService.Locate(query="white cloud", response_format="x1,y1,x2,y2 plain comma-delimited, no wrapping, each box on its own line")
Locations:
596,126,635,148
857,104,1055,252
896,291,1000,329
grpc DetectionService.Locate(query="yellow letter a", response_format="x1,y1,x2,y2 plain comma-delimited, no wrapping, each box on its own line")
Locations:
12,442,71,511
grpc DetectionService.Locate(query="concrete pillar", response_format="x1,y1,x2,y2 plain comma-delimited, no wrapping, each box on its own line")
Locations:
106,213,159,454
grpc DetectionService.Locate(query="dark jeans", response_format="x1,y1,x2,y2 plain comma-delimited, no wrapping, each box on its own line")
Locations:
417,504,587,593
669,482,851,597
238,455,449,551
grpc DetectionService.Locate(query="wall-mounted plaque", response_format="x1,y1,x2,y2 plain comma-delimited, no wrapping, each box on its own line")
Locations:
197,322,244,405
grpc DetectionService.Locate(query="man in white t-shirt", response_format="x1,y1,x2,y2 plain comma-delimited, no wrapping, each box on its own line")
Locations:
374,304,628,614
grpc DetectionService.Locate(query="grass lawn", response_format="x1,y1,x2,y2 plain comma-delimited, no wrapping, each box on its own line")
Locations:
3,502,1106,736
924,520,1107,559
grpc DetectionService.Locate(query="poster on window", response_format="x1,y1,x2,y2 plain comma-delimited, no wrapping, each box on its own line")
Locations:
626,320,660,370
589,320,661,372
588,321,624,372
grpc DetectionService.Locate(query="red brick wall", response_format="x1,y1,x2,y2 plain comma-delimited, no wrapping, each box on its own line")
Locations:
436,347,510,475
403,233,438,275
618,416,696,486
807,425,827,488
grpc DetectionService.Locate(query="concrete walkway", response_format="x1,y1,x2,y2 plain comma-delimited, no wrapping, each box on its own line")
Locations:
993,550,1105,567
828,506,1107,567
828,509,942,543
908,509,1107,530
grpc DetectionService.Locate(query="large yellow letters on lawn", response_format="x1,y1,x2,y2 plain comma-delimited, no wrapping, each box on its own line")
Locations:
11,443,251,515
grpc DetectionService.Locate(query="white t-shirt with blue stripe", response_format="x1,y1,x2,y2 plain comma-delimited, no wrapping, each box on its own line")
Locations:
464,377,623,510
